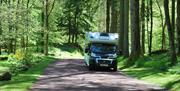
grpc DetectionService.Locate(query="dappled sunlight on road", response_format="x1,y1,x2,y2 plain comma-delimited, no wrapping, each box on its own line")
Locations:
29,59,166,91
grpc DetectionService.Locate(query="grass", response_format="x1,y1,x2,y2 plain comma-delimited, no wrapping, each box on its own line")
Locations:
0,61,11,74
0,56,54,91
118,54,180,91
49,44,83,59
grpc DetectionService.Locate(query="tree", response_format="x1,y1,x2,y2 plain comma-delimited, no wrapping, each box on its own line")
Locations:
0,0,2,55
110,0,118,33
57,0,101,44
146,0,150,53
20,0,25,50
164,0,177,66
141,0,145,53
148,0,153,55
119,0,124,54
155,0,166,50
119,0,129,57
7,0,14,54
43,0,55,55
43,0,49,55
123,0,129,57
172,0,175,35
106,0,111,33
177,0,180,54
129,0,141,63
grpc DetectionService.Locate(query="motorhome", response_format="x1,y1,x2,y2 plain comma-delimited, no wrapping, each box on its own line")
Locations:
84,32,119,71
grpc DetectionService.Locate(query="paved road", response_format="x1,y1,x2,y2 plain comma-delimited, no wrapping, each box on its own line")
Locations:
30,59,167,91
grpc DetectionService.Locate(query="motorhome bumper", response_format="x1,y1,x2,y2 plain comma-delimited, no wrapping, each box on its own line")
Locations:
89,58,117,67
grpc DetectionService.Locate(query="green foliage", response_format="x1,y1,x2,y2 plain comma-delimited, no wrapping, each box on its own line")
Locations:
143,60,169,71
134,56,169,71
8,49,42,74
56,0,104,43
123,53,172,71
118,54,180,91
0,56,54,91
168,63,180,74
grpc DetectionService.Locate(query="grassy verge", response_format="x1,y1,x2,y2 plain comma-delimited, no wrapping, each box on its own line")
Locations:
0,44,83,91
49,44,83,59
118,54,180,91
0,61,11,74
0,56,54,91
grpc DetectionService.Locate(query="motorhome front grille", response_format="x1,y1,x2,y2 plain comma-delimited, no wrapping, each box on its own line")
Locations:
101,56,109,58
98,60,111,64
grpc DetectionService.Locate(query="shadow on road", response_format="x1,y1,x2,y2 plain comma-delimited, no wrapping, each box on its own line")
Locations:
29,59,167,91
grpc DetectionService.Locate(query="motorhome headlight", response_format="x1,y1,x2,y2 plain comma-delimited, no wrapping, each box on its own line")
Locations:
113,54,117,58
109,54,117,58
91,52,97,57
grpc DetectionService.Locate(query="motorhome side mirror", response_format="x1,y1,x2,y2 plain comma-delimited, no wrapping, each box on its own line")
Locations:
116,50,122,55
85,48,89,53
116,50,119,55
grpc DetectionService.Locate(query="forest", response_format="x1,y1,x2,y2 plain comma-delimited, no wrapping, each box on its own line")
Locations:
0,0,180,91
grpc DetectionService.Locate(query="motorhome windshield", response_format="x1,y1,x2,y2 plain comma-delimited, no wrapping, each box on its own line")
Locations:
90,43,116,54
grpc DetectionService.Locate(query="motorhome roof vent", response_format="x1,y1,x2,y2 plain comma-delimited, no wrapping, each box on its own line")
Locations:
100,33,109,37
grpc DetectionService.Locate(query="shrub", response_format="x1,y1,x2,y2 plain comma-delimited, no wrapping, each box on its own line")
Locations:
143,59,169,71
135,56,151,67
168,63,180,74
15,49,25,60
8,49,36,74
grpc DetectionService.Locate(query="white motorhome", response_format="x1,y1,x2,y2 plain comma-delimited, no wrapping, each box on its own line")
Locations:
84,32,119,71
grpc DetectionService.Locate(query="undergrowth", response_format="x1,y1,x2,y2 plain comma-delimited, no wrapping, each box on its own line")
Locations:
118,53,180,91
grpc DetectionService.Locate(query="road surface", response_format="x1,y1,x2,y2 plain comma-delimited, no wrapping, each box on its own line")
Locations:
30,59,167,91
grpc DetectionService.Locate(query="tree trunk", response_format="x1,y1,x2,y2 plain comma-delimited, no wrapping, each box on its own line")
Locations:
146,0,150,54
25,0,30,51
40,6,44,53
0,0,2,55
44,0,49,55
177,0,180,54
14,0,20,53
8,0,13,54
72,33,75,43
21,36,25,48
172,0,175,35
20,0,25,50
162,22,166,50
110,0,117,33
26,36,28,50
0,47,1,55
129,0,141,63
155,0,166,50
68,13,71,43
149,0,153,55
123,0,129,57
141,0,145,54
119,0,124,54
106,0,111,33
68,32,71,43
164,0,177,66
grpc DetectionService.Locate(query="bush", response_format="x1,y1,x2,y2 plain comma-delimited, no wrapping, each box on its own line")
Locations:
135,56,151,67
8,49,38,74
134,56,169,71
168,63,180,74
144,60,169,71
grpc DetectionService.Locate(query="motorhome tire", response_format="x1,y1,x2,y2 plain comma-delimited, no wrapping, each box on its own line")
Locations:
112,61,117,71
113,66,117,71
88,64,95,71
